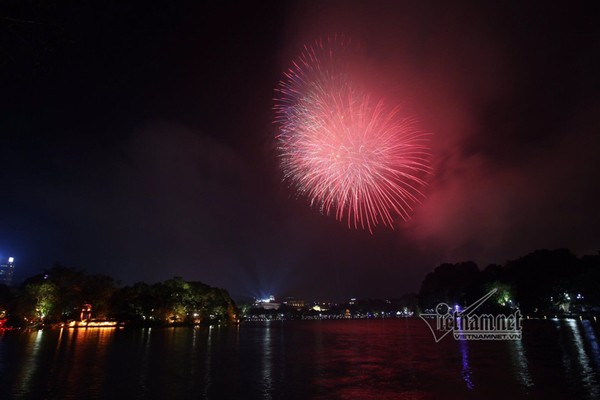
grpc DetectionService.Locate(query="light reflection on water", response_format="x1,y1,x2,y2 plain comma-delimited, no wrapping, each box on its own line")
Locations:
581,320,600,368
15,329,43,395
458,338,474,391
510,337,534,389
1,319,600,399
203,326,212,399
138,328,151,397
566,319,599,399
261,322,273,400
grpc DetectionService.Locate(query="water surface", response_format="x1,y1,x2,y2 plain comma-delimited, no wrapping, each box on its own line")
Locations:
1,319,600,399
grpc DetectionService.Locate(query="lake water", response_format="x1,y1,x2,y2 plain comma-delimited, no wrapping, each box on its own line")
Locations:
1,319,600,399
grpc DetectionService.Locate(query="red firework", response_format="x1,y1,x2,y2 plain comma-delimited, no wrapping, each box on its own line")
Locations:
274,37,431,232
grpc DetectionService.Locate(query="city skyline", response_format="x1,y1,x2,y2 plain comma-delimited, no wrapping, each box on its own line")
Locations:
0,256,15,286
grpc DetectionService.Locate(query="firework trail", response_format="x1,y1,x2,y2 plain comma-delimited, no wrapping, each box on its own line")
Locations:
274,36,431,232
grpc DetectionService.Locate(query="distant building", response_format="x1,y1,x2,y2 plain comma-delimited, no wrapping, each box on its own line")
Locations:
0,257,15,286
253,295,281,310
311,302,330,312
80,304,92,321
283,297,305,310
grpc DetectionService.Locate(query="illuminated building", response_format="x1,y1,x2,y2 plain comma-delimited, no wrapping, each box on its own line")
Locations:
253,295,280,310
80,304,92,321
283,297,305,310
0,257,15,286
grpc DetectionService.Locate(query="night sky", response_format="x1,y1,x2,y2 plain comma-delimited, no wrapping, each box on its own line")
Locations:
1,1,599,301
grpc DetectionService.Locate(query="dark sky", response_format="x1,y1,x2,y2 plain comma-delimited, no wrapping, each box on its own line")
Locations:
1,1,599,301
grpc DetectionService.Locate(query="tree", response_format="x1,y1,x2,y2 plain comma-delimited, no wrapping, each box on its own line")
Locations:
418,262,480,310
504,249,579,313
0,284,15,319
110,282,156,323
82,274,116,319
22,281,58,324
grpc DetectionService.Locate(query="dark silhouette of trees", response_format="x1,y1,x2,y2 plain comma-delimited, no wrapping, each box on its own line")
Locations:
110,282,155,324
3,266,236,328
418,261,480,310
0,283,14,317
503,249,579,313
418,249,600,315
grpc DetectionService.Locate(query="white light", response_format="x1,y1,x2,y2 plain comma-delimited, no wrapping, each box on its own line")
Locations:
8,257,14,263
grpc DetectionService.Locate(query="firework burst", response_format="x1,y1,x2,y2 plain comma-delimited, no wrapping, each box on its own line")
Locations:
274,37,431,232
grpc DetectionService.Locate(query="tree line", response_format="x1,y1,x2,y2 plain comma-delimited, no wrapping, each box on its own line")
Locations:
418,248,600,315
0,264,237,327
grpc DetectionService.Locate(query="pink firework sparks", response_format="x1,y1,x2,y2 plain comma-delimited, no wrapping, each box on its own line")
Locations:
274,37,431,232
